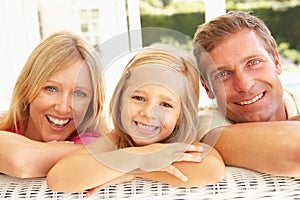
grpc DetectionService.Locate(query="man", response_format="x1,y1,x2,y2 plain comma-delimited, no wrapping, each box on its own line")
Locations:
193,11,300,176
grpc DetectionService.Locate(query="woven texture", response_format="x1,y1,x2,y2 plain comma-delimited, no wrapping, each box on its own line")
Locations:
0,167,299,199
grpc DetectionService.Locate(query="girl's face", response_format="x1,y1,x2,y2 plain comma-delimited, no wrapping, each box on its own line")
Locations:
25,60,93,142
121,84,181,146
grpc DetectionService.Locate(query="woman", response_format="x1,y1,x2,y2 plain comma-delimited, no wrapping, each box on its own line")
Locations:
0,31,107,178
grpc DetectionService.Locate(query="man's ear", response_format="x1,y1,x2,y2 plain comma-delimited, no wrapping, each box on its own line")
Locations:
274,48,282,75
201,79,215,99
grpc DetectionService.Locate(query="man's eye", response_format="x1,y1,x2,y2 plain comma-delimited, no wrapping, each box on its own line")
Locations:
74,91,86,97
249,59,260,66
215,71,229,79
45,86,57,92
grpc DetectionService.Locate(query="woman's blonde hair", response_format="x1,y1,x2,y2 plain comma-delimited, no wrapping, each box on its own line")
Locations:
0,31,107,136
109,46,200,148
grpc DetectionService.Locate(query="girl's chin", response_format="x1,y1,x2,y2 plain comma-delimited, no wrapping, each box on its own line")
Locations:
132,138,155,146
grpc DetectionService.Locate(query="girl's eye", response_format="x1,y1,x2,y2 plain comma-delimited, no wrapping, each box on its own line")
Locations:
132,96,145,102
74,90,86,97
160,102,173,108
45,86,57,92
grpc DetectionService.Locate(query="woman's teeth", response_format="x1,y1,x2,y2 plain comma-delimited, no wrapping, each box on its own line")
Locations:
236,93,264,105
48,116,70,126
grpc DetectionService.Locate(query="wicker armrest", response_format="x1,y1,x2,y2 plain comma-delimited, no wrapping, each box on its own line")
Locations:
0,167,299,199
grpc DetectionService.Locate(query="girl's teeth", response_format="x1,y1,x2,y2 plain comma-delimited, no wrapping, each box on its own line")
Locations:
137,122,156,131
48,116,69,125
236,93,264,105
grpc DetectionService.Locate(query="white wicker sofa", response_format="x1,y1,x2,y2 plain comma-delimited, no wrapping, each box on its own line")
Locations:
1,166,299,199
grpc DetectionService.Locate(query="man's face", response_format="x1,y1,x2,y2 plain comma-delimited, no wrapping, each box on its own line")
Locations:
201,29,285,122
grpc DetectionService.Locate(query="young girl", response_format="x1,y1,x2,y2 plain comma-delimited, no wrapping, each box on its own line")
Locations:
47,47,225,195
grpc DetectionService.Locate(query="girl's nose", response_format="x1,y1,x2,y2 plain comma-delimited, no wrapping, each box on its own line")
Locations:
140,104,164,121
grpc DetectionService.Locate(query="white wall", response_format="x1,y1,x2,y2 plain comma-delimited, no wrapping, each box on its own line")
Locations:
0,0,225,112
0,0,40,111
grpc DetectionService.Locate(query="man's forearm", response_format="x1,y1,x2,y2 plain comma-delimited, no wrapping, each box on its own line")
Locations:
202,121,300,176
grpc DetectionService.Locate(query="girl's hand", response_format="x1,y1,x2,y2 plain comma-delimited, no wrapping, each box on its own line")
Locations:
137,143,203,182
95,143,203,181
137,143,203,171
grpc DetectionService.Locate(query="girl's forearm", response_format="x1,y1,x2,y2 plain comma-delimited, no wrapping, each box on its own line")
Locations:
46,147,128,192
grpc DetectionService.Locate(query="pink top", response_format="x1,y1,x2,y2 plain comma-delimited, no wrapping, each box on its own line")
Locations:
71,132,102,144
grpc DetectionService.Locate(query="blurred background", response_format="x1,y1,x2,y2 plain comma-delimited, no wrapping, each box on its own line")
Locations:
1,0,299,111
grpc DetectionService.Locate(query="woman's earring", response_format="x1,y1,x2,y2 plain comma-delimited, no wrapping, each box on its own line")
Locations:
125,70,130,79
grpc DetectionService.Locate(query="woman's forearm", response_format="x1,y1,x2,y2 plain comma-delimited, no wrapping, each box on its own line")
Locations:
0,131,82,178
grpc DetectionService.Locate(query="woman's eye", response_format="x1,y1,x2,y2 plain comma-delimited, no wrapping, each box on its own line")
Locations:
132,96,145,102
45,86,57,92
74,91,86,97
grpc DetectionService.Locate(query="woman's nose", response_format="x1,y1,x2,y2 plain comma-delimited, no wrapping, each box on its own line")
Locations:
54,94,72,114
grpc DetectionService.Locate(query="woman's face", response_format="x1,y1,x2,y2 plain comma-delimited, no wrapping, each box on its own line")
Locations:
25,60,93,142
121,84,181,146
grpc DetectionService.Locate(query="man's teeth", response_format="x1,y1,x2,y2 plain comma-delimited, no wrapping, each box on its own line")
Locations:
48,116,69,125
236,93,264,105
137,122,156,131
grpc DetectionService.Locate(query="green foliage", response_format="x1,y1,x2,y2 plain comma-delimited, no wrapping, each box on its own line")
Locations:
139,0,205,14
227,0,300,11
278,42,300,64
140,0,300,64
141,13,205,44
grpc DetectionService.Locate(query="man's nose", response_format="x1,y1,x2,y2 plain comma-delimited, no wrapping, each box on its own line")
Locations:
233,71,254,92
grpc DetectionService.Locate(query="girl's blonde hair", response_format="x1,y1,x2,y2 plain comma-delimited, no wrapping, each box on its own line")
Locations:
109,46,200,148
0,31,107,136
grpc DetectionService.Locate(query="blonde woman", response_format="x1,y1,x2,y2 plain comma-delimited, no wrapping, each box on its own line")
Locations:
0,31,107,178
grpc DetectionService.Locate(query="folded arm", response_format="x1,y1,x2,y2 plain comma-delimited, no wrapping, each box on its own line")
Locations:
46,139,221,193
0,131,82,178
137,142,225,187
